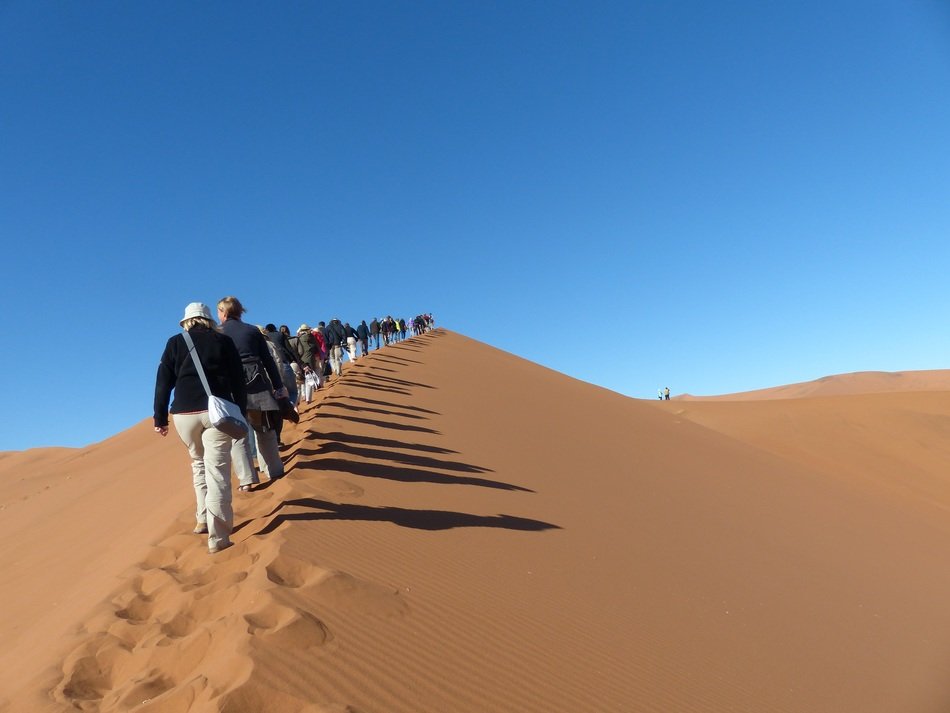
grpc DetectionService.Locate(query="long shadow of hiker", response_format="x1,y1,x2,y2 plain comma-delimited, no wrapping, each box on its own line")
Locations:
319,400,429,420
241,498,559,535
313,411,440,434
293,457,530,491
305,441,495,475
329,395,440,415
291,430,458,455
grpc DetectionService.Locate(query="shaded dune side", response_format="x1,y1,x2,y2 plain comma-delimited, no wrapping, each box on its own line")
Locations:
6,330,950,712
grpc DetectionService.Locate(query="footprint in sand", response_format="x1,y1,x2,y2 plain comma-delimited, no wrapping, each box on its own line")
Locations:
160,611,198,639
113,591,154,624
244,602,331,649
306,571,409,618
55,632,134,706
264,551,325,589
181,551,256,595
113,671,176,710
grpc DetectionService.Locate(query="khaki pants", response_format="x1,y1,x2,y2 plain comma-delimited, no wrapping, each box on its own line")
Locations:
172,412,233,550
329,345,344,376
253,425,284,480
231,434,259,487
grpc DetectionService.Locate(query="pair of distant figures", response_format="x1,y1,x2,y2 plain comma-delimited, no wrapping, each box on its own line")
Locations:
658,387,670,401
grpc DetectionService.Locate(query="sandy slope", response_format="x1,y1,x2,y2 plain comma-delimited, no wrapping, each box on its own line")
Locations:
3,329,950,712
678,369,950,401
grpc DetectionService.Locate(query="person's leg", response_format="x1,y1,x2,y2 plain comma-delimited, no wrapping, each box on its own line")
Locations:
282,365,298,406
331,346,342,375
231,432,259,489
173,412,208,531
201,420,234,552
274,409,283,445
254,419,284,479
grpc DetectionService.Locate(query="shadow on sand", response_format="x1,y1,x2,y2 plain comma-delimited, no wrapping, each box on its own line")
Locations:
293,457,529,491
243,498,559,535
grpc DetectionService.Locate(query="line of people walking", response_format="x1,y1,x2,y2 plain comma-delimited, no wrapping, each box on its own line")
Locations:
153,297,434,554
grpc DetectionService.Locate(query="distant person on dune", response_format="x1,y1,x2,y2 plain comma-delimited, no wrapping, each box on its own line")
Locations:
370,317,380,349
658,388,663,400
294,324,319,403
325,318,346,376
311,324,328,387
264,323,304,407
664,387,670,400
343,321,359,361
153,302,246,554
357,319,370,357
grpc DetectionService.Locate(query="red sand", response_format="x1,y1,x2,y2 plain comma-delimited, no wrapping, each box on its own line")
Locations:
3,329,950,712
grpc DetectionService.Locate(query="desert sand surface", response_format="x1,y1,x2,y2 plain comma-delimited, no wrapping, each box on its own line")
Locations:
678,368,950,401
3,328,950,712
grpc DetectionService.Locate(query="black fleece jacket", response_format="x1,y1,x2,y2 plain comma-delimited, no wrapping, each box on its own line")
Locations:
153,327,247,428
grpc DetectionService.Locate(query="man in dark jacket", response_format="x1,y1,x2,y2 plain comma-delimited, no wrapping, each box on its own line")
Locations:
325,318,346,376
369,318,380,349
357,320,370,357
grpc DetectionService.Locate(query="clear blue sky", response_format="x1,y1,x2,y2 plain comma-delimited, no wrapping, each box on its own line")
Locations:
2,1,949,450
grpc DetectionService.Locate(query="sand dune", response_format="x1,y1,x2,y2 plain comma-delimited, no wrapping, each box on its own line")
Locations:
3,329,950,712
678,368,950,400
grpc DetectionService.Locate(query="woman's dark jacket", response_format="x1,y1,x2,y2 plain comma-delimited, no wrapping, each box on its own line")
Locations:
220,318,284,411
153,327,246,429
294,330,317,365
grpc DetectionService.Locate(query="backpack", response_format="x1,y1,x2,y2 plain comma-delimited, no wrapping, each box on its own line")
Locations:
312,329,328,359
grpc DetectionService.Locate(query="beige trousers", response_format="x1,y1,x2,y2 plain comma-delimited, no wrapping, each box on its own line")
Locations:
172,412,233,550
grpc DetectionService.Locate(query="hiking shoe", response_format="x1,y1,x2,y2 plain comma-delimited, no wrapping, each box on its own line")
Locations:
208,540,233,554
193,522,208,534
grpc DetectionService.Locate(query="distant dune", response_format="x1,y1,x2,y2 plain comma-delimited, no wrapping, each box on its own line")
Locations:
3,330,950,712
678,368,950,400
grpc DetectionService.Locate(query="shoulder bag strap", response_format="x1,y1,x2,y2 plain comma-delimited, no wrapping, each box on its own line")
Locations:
181,329,213,398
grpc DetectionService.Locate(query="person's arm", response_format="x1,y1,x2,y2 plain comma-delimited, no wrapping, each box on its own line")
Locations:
153,336,178,435
223,336,248,414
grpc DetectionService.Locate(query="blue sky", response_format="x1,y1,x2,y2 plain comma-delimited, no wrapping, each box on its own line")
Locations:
2,1,949,450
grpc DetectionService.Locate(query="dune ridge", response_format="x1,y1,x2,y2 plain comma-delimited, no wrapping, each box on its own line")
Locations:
3,329,950,711
678,368,950,401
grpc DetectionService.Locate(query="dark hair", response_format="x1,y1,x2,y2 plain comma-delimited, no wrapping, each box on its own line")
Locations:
265,323,276,332
279,325,290,334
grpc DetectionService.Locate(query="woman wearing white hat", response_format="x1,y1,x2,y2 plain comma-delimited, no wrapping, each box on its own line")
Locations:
153,302,246,554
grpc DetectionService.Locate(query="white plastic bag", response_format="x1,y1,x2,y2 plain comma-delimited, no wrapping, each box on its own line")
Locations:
305,370,320,391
